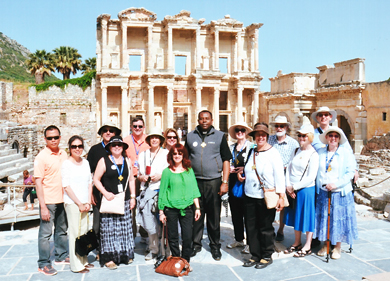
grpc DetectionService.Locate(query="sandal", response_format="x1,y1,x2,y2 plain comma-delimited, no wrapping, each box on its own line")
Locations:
294,249,312,258
105,261,118,270
284,244,302,254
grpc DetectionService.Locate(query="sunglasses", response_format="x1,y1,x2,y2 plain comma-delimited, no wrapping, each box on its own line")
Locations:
327,134,340,139
167,135,177,139
102,128,115,134
297,134,307,138
173,152,183,156
235,128,246,133
46,136,60,141
70,145,84,149
111,143,124,147
317,113,330,117
275,125,285,128
133,125,143,129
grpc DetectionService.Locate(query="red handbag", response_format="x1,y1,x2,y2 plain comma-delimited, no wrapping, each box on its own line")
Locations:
155,256,190,277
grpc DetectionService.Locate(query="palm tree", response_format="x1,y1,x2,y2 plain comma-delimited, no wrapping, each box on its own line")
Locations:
80,57,96,74
25,50,55,84
52,46,82,80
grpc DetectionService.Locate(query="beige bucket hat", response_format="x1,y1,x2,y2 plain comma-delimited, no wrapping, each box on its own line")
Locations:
319,126,348,145
269,115,291,126
228,122,253,139
311,106,337,124
145,127,165,145
97,121,121,136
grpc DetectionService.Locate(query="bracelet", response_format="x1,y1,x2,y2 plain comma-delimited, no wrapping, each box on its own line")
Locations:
130,194,136,199
222,180,228,184
196,207,201,210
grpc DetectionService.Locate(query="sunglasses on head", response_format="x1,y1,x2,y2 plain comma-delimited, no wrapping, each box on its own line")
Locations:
70,145,84,149
235,128,246,133
133,125,143,129
102,128,115,134
317,113,330,117
275,124,285,128
327,134,339,139
46,136,60,141
297,134,307,138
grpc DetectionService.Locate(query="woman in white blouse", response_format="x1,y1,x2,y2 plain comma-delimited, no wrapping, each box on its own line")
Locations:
284,120,319,257
238,123,286,269
62,136,93,273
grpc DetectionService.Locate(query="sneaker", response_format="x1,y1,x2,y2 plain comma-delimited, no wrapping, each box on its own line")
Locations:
227,241,245,249
317,245,327,257
275,232,284,242
145,252,157,261
241,245,250,254
331,247,341,259
38,265,58,276
54,257,70,265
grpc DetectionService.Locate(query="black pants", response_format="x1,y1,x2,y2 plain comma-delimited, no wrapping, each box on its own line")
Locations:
244,196,276,262
92,185,101,254
193,178,221,250
228,174,246,242
23,188,35,204
165,206,193,262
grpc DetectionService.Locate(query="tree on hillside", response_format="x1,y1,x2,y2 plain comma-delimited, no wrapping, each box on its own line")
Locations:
52,46,82,80
25,50,55,84
80,57,96,74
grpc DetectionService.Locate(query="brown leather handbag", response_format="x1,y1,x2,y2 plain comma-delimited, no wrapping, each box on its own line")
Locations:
155,256,190,277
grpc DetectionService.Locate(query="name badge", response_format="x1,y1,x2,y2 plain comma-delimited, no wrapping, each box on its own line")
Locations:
118,183,123,193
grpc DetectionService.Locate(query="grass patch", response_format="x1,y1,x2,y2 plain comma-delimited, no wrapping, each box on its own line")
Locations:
34,70,96,92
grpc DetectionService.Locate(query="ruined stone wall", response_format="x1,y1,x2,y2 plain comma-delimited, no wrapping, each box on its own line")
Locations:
0,81,13,120
6,124,38,160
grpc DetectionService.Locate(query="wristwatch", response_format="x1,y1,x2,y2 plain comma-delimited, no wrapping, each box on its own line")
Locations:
222,180,228,184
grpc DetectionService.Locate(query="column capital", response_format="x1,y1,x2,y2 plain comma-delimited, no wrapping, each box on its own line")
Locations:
214,87,220,92
196,86,203,91
121,86,128,90
101,86,107,91
237,85,244,91
148,85,155,91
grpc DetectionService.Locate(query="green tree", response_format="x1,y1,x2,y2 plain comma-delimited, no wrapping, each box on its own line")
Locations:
80,57,96,74
52,46,82,80
25,50,55,84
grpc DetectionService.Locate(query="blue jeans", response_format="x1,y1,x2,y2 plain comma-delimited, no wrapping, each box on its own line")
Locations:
38,203,68,268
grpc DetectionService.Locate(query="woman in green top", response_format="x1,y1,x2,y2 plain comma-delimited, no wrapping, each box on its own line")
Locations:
159,143,201,262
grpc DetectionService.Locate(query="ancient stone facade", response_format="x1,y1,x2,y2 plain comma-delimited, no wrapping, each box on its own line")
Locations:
96,8,262,136
263,58,367,153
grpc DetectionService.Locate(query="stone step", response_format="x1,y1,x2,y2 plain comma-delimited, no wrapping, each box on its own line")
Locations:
0,158,29,172
8,167,34,183
0,143,9,151
0,163,33,179
0,149,17,157
0,153,23,165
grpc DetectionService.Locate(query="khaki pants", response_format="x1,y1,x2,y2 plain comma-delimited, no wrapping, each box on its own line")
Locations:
65,203,89,272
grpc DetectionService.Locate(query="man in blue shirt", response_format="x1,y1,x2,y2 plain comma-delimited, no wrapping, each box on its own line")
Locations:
268,115,299,242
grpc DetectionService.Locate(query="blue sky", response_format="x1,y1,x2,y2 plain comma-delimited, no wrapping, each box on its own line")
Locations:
1,0,389,91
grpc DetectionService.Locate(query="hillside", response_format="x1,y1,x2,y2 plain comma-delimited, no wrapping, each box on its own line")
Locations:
0,32,57,83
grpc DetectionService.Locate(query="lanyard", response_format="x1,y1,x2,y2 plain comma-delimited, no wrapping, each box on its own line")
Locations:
101,141,106,148
232,141,247,166
110,155,125,181
132,135,144,156
149,147,161,166
325,146,338,173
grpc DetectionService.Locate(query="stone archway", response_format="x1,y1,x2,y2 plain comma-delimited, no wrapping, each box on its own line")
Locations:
335,109,355,149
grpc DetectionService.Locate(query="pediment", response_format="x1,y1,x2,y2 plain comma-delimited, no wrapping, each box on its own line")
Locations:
118,7,157,22
163,10,199,25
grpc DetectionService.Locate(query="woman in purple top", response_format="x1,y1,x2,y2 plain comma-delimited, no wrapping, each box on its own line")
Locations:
23,170,36,210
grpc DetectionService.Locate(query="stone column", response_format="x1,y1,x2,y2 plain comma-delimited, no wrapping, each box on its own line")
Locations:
250,35,255,71
237,86,244,122
148,86,155,129
167,26,173,70
102,20,108,68
196,27,201,69
121,86,128,135
233,33,238,72
214,88,220,129
196,86,202,114
237,31,242,71
101,86,108,124
214,28,219,70
254,29,259,71
147,26,153,71
253,90,259,125
122,23,127,69
167,86,174,128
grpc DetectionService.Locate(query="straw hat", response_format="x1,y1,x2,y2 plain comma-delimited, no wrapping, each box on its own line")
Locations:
248,123,269,138
97,121,121,136
105,136,129,151
228,122,253,139
319,126,348,145
145,127,165,145
311,106,337,124
269,115,291,126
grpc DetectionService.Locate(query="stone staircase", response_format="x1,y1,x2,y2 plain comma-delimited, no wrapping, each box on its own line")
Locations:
0,142,34,183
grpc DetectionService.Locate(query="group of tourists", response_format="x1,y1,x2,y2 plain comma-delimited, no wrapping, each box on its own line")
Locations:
34,106,358,276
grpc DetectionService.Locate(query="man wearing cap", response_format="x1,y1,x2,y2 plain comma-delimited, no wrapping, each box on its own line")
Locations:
87,121,121,260
35,125,68,276
268,115,299,242
124,117,150,241
185,110,232,261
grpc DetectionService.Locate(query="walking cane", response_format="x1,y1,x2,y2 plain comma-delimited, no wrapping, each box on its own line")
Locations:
326,191,331,263
348,178,358,254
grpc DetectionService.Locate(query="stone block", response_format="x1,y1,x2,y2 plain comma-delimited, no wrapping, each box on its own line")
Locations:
357,177,369,187
369,168,386,175
354,192,370,206
370,197,387,211
383,190,390,202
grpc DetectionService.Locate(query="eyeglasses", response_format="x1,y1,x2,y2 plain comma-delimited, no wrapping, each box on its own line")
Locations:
317,113,330,118
102,128,115,134
167,135,177,139
133,125,143,129
46,136,60,141
275,124,285,128
297,134,307,138
111,143,123,147
235,128,246,133
70,145,84,149
173,152,183,156
327,134,340,139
